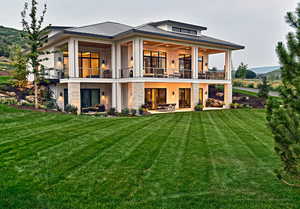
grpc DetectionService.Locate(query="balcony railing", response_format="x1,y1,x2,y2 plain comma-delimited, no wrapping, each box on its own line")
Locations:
79,68,112,78
120,67,192,79
198,71,226,80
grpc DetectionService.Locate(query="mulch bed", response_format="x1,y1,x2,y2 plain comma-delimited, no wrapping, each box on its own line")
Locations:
233,92,266,108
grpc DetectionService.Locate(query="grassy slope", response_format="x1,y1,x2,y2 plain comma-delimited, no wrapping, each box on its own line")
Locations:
0,105,299,209
233,88,258,97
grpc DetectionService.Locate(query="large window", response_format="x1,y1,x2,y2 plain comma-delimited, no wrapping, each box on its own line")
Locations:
79,52,100,78
144,50,167,74
80,89,100,108
63,51,69,78
179,54,191,70
179,88,191,108
172,27,197,35
145,88,167,110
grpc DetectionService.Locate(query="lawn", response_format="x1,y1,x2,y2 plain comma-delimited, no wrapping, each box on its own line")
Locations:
233,88,258,97
0,76,12,85
0,105,299,209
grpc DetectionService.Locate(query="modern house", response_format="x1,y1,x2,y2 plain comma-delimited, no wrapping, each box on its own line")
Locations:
38,20,244,113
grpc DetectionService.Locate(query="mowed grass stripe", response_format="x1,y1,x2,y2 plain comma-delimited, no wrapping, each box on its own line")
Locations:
0,114,75,144
81,113,184,202
45,114,179,205
36,115,163,187
133,113,193,198
0,116,135,161
217,111,276,174
65,113,177,179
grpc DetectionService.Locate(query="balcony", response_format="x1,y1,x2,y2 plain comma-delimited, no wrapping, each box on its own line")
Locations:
198,71,226,80
79,68,112,78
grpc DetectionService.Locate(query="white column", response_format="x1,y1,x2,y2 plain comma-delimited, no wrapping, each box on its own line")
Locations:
225,50,232,80
192,47,199,79
139,39,144,77
116,42,121,79
112,82,117,109
224,84,232,108
133,38,140,77
68,38,78,78
116,82,122,112
111,43,116,78
192,83,200,108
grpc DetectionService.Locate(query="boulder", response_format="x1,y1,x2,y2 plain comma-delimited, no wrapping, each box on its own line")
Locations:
25,95,35,103
6,91,16,97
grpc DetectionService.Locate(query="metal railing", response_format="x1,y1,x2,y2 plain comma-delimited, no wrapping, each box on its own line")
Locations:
120,67,192,79
143,67,192,79
198,71,226,80
79,67,112,78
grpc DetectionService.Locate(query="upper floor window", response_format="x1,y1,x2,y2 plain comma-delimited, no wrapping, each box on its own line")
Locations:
144,50,167,70
172,27,197,35
179,54,191,70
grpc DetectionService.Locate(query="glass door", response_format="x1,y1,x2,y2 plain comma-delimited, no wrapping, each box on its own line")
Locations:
179,88,191,108
145,88,167,110
80,89,100,108
199,88,204,105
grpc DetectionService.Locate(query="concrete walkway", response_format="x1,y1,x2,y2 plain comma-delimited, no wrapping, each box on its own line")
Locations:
234,87,280,97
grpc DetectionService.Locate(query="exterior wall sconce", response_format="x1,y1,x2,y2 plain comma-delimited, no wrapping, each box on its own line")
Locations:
58,57,63,62
102,60,106,65
205,63,208,66
130,56,133,61
60,92,63,97
171,60,175,64
172,91,175,96
102,91,105,96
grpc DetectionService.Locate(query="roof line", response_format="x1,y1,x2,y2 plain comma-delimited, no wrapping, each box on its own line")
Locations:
115,28,244,50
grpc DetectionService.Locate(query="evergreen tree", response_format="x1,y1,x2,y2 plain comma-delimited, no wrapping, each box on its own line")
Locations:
235,62,248,79
10,45,28,88
21,0,50,108
258,76,269,100
266,4,300,187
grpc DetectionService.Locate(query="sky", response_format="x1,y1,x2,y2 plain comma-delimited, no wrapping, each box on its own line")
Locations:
0,0,298,69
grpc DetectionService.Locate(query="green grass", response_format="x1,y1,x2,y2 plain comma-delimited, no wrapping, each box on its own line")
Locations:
0,76,12,85
233,88,258,97
0,105,299,209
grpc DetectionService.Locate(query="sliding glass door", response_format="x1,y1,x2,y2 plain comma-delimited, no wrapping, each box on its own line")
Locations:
80,89,100,108
179,88,191,108
145,88,167,110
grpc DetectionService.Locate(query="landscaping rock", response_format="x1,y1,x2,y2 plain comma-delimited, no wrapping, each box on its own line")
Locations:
25,95,35,103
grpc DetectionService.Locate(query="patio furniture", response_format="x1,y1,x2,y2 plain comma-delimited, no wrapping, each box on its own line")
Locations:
157,103,176,112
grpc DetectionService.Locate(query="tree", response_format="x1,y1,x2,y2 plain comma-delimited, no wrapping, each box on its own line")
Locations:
245,70,256,79
258,76,269,100
235,62,248,79
10,45,28,88
266,4,300,187
21,0,50,108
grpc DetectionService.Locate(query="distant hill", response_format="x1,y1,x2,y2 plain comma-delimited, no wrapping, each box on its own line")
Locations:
0,25,23,58
249,66,280,75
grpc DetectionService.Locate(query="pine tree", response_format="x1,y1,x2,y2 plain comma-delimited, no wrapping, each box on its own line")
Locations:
21,0,50,108
266,3,300,187
258,76,269,100
235,62,248,79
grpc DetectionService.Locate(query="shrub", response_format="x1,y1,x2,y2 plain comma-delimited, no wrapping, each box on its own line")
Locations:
65,104,78,114
98,104,106,112
107,107,116,116
230,103,240,109
233,80,243,87
194,103,204,111
0,97,17,105
130,109,137,116
45,99,57,110
247,83,254,88
138,107,144,115
121,108,130,116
